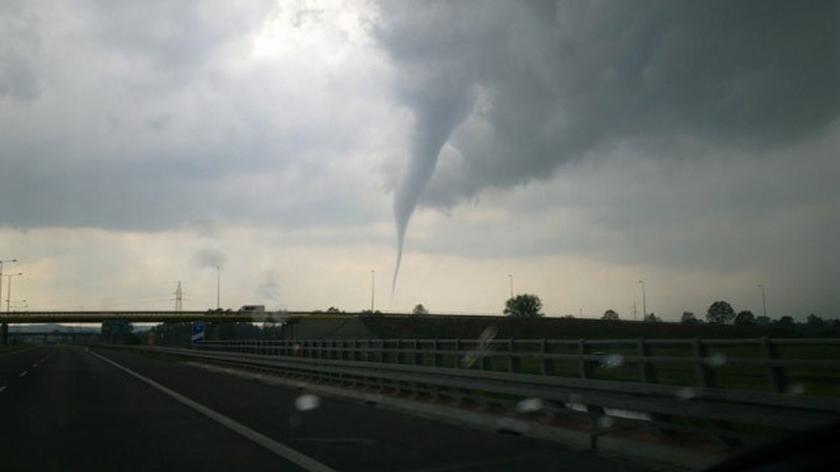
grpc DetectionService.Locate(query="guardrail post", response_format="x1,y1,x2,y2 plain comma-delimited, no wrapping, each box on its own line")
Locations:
540,339,551,375
577,339,593,379
380,339,387,363
693,338,739,447
413,339,420,365
692,338,718,388
454,339,462,368
396,339,405,364
761,337,788,393
433,340,440,367
638,338,657,383
481,340,492,371
577,339,604,417
508,339,520,373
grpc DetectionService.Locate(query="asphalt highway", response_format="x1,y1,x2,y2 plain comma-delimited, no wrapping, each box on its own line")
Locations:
0,345,648,471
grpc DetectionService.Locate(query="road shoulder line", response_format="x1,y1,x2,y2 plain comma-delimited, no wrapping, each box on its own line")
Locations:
87,349,336,472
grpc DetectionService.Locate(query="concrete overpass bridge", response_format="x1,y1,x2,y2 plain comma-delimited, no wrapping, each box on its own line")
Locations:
0,310,291,324
0,310,298,345
7,330,99,344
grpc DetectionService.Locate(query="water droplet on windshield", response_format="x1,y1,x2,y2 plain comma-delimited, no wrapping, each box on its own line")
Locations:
516,398,545,413
295,394,321,411
676,387,698,400
460,351,479,368
786,382,805,395
479,325,499,344
597,415,615,429
601,353,624,368
705,352,727,367
461,325,499,368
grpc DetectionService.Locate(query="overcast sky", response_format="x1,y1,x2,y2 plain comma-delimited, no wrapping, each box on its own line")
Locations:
1,0,838,319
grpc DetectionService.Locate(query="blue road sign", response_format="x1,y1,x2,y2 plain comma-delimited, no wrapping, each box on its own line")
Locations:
191,321,206,343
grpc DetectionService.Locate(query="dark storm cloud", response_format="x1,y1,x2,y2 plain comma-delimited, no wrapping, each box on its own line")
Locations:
0,1,390,231
376,0,840,208
0,1,41,100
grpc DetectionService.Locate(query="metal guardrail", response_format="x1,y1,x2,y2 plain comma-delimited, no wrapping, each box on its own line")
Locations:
127,337,840,446
198,337,840,393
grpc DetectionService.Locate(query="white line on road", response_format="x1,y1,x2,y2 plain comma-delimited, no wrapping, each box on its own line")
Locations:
87,349,336,472
0,386,6,393
18,371,27,377
293,437,375,445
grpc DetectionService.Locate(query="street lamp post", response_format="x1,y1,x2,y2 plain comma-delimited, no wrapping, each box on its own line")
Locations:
5,273,23,313
215,265,221,309
0,259,18,314
758,284,767,317
508,274,514,299
370,270,375,312
638,280,647,319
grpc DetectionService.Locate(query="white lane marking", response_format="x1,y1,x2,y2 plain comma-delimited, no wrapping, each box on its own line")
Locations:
87,349,336,472
32,363,39,368
0,386,6,393
18,371,28,377
293,437,375,445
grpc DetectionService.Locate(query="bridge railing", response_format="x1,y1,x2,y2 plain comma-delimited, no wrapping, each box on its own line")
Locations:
124,337,840,449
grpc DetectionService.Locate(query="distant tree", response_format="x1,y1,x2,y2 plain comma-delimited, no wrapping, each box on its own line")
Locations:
602,309,619,321
755,315,771,326
504,294,544,319
706,301,736,324
561,314,575,319
734,310,756,326
326,306,342,313
412,304,429,316
807,313,824,327
777,316,795,328
681,311,698,324
644,312,661,322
